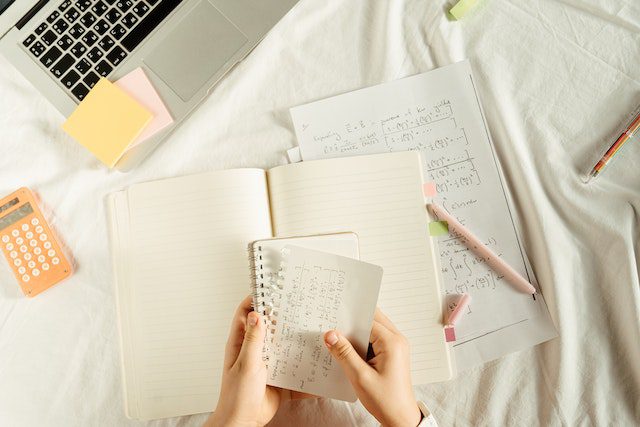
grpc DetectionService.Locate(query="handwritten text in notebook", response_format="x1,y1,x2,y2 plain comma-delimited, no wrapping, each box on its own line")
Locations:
267,245,382,401
290,60,556,369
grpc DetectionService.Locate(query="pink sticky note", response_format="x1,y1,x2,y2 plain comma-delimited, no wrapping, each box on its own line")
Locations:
444,326,456,342
115,68,173,148
423,182,437,198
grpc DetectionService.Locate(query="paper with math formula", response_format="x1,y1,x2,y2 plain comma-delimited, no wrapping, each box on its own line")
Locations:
290,60,556,370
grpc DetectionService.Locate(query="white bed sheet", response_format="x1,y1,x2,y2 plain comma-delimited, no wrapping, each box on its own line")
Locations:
0,1,638,426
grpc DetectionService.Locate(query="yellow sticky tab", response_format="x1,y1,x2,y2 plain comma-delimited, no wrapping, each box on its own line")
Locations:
450,0,479,20
429,221,449,236
62,78,153,168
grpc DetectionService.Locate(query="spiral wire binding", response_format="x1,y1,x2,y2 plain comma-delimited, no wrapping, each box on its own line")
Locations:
248,243,288,363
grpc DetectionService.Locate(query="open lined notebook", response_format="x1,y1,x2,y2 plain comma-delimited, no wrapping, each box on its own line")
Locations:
107,151,452,420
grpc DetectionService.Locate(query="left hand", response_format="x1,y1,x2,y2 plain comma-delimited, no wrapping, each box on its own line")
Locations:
204,296,312,427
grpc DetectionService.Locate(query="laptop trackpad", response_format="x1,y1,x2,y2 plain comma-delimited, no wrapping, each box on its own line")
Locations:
144,1,248,101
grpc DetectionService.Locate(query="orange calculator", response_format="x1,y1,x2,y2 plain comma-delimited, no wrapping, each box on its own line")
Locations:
0,188,72,297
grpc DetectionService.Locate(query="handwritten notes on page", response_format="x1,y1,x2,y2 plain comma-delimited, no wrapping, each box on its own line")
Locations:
267,245,382,401
290,60,557,369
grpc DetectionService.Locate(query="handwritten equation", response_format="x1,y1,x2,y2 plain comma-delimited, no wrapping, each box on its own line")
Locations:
268,261,344,389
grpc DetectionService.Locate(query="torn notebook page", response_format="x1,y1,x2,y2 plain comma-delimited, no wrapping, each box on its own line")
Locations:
289,60,557,370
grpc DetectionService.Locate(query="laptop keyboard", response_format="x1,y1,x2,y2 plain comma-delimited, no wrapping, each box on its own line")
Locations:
22,0,183,102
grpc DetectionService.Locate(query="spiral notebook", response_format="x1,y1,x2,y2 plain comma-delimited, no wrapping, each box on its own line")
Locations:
107,151,452,420
249,236,382,401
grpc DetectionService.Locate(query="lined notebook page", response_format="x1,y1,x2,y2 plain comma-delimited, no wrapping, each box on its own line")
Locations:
267,152,452,384
118,169,272,420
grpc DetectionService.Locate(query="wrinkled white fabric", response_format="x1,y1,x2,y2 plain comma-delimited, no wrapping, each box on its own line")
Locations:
0,1,638,426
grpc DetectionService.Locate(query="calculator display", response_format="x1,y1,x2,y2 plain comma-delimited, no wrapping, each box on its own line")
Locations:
0,197,18,214
0,203,33,231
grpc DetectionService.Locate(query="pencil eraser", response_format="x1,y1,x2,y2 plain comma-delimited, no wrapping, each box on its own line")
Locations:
444,326,456,342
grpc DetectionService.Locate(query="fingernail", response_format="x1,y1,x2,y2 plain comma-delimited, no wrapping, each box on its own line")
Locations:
325,331,338,346
247,312,258,326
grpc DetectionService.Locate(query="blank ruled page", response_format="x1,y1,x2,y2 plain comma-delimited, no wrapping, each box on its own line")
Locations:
268,152,452,384
115,169,272,420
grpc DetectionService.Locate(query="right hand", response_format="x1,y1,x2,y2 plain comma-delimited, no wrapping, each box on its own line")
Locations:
323,309,422,427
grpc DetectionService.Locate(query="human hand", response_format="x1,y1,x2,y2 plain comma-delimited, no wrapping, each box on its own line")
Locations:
323,308,422,427
205,296,310,427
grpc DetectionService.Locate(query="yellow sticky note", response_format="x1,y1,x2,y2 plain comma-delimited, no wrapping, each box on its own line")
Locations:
450,0,479,20
429,221,449,236
62,78,153,168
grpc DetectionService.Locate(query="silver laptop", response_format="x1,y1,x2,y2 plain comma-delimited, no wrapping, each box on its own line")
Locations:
0,0,298,170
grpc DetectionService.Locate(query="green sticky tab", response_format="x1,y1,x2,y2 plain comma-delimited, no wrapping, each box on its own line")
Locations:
450,0,479,20
429,221,449,236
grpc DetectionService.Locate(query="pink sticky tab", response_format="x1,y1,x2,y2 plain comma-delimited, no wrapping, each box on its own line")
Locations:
444,326,456,342
422,182,437,198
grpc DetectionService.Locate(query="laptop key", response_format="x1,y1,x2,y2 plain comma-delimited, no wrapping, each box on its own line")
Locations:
133,2,149,17
122,0,184,52
59,0,72,12
57,35,74,50
61,70,81,89
64,7,80,23
80,12,97,27
93,19,110,35
75,0,92,12
34,23,48,36
70,42,87,58
87,47,103,63
147,0,158,5
41,30,58,46
105,8,121,24
122,13,138,28
51,54,75,78
92,1,109,16
53,19,69,34
98,35,115,51
110,24,126,40
75,58,92,74
47,11,61,24
71,82,90,101
40,46,62,67
116,1,133,13
82,31,99,46
95,60,113,77
68,24,85,39
106,46,127,66
23,34,36,48
29,41,46,57
83,71,100,88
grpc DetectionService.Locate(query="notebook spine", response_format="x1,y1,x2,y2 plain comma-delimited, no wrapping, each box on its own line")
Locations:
248,244,281,362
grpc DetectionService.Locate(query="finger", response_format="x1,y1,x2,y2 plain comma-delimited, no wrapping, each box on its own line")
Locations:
224,296,254,369
374,308,401,334
369,319,396,357
234,311,266,371
324,330,371,384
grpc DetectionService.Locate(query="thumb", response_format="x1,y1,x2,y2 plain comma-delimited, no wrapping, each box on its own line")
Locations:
324,330,370,382
236,311,266,369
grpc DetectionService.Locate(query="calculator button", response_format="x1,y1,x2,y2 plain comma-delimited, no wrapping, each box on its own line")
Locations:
24,253,32,261
15,237,24,245
34,247,42,255
44,241,52,249
6,243,13,251
22,275,30,283
42,263,50,271
32,269,40,277
38,255,46,263
31,218,39,226
28,261,36,269
26,232,33,239
14,259,21,267
52,257,60,265
40,234,48,241
19,245,28,253
48,249,56,257
30,240,38,247
9,251,17,259
12,230,19,237
2,235,9,243
35,225,44,233
18,267,26,275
